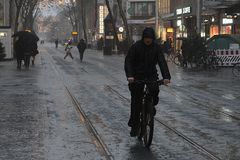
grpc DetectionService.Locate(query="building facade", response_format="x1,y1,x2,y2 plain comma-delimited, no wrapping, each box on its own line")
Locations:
156,0,171,41
126,0,156,42
202,0,240,38
157,0,240,50
0,0,12,59
0,0,9,26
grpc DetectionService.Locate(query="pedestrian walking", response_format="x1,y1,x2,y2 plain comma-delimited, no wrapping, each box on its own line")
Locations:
77,39,87,62
14,38,25,69
12,30,39,69
64,42,74,60
55,39,59,48
97,37,104,50
31,42,39,65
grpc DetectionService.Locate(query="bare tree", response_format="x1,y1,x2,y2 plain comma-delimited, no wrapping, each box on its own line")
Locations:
116,0,132,45
104,0,119,47
63,0,79,31
80,0,88,43
9,0,13,27
13,0,27,33
21,0,40,30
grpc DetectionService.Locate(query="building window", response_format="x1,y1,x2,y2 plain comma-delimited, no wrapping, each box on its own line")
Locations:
221,25,232,34
130,2,155,18
0,2,4,26
210,25,219,37
159,0,170,14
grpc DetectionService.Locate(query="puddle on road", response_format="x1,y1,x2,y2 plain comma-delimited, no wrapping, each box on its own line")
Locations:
222,94,236,100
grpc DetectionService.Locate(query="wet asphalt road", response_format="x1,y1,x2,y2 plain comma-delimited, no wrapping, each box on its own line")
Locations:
0,44,239,160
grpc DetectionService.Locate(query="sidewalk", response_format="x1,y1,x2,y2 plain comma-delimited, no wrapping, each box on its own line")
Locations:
0,54,103,159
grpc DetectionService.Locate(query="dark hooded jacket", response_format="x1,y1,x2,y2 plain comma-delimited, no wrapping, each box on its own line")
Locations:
77,39,87,53
124,27,171,80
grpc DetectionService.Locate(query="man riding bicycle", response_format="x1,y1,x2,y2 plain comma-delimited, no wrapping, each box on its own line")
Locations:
124,27,171,137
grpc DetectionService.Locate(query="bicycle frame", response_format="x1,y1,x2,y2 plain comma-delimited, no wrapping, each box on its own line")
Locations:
135,80,163,148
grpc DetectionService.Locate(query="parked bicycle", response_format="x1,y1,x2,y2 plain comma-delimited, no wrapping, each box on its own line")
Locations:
232,63,240,77
196,51,223,71
173,50,187,67
135,79,164,148
166,48,175,62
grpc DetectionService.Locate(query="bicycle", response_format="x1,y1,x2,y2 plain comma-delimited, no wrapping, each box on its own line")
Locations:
166,48,175,62
135,79,164,148
232,63,240,77
173,50,187,67
196,52,223,71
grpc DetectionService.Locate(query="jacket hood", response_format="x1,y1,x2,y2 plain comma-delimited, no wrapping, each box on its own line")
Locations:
142,27,156,40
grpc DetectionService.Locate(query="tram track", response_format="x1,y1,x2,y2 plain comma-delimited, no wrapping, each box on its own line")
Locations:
45,46,237,159
44,49,114,160
75,49,240,122
65,87,114,160
105,85,222,160
169,86,240,121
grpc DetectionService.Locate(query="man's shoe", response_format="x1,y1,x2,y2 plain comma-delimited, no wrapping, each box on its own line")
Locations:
130,126,139,137
128,119,133,127
153,106,156,116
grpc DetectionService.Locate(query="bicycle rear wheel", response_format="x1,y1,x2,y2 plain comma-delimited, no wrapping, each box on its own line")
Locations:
210,56,223,71
232,63,240,77
174,55,181,66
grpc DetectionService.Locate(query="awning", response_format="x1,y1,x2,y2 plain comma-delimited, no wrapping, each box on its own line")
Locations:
144,17,156,24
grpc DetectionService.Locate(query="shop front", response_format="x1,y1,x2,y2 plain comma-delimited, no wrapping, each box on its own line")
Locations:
0,26,12,59
126,0,156,42
172,6,197,50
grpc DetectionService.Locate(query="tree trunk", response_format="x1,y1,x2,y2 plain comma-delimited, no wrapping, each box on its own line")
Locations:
116,0,131,46
9,0,13,26
94,0,98,28
104,0,119,47
81,0,88,45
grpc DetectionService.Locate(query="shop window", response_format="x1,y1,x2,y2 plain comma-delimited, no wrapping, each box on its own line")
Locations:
235,24,240,34
159,0,170,14
221,25,232,34
130,2,155,18
210,25,219,37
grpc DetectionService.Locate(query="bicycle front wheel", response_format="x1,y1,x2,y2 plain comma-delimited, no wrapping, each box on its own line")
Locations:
232,63,240,77
174,55,181,66
143,112,154,148
142,99,154,148
210,56,223,71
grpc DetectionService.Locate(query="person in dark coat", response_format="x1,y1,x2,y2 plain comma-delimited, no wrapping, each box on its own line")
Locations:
14,38,25,69
55,39,59,48
13,31,39,69
31,42,39,65
23,39,38,68
124,27,171,137
77,39,87,62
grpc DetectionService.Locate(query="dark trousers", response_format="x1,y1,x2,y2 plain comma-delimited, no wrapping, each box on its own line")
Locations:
24,55,31,68
79,52,84,61
128,82,159,127
64,51,73,59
